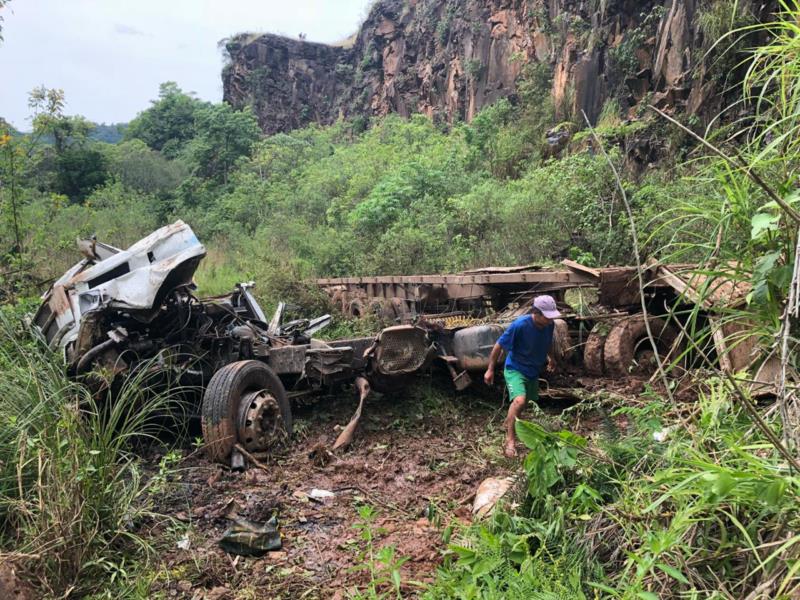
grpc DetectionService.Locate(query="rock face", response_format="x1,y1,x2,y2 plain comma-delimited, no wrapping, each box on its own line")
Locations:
223,0,773,135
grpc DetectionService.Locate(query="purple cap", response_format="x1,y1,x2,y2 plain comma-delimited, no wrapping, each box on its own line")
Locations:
533,295,562,319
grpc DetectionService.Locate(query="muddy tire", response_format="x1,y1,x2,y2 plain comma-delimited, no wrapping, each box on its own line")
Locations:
583,329,608,376
348,298,365,318
388,297,411,323
202,360,292,463
331,290,345,313
603,315,681,378
551,319,573,364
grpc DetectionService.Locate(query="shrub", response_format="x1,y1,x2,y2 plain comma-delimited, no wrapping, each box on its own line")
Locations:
0,309,184,597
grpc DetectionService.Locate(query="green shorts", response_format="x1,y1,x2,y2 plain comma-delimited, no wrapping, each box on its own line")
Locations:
504,367,539,402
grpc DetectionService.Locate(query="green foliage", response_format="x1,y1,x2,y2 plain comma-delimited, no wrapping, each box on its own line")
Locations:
464,59,484,79
0,0,10,42
182,103,260,183
428,386,800,598
53,146,109,201
436,5,455,44
104,139,187,198
349,505,411,599
0,310,184,596
88,122,127,144
607,7,666,83
125,82,208,158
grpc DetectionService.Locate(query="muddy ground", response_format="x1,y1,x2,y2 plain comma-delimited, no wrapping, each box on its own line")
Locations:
141,374,636,599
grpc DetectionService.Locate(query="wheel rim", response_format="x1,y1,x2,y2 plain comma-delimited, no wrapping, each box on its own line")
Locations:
236,389,286,452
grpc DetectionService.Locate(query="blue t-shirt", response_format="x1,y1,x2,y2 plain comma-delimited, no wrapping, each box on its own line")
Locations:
497,315,554,379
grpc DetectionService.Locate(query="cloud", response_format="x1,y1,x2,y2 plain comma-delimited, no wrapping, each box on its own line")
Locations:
114,23,145,36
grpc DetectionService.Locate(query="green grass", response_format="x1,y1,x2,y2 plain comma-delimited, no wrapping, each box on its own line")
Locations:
0,306,185,597
425,383,800,598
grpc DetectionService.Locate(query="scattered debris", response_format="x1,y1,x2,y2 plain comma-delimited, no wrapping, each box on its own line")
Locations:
292,490,310,503
233,443,271,473
33,223,776,482
309,488,336,501
652,427,675,443
176,535,192,550
218,516,282,557
333,377,371,450
308,441,335,467
472,476,516,519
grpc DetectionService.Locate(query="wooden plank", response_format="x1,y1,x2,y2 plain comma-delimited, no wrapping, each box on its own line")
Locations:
709,316,761,373
654,264,750,309
599,268,641,307
562,259,601,279
460,264,541,274
654,266,704,305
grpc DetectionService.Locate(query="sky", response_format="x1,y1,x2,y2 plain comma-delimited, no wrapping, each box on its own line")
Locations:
0,0,370,130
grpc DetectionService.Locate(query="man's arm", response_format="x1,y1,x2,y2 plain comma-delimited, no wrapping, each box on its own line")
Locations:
484,343,505,385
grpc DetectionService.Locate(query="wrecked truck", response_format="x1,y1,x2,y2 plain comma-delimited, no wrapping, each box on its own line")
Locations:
34,221,776,467
31,221,438,464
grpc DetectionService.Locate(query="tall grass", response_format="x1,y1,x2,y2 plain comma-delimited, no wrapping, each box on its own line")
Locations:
426,386,800,598
0,308,185,597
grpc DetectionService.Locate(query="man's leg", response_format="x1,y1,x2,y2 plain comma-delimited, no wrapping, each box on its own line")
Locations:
503,368,528,458
504,394,526,458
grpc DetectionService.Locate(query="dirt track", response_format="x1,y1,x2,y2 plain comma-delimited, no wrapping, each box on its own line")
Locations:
146,377,519,599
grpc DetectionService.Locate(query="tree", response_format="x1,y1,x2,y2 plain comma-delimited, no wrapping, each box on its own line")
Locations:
54,147,108,202
125,82,208,158
0,0,11,42
105,139,186,198
0,86,66,254
26,87,108,202
184,103,261,183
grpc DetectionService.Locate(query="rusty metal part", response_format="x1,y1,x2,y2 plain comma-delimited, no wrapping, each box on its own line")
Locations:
304,344,355,386
333,377,371,450
443,357,473,391
237,389,285,453
452,324,504,372
429,315,488,329
370,325,432,376
348,298,365,318
388,297,412,323
76,338,116,374
317,270,592,287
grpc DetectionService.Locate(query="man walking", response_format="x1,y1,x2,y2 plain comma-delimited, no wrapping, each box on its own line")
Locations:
484,295,561,457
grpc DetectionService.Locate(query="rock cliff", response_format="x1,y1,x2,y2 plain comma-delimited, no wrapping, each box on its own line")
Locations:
222,0,772,135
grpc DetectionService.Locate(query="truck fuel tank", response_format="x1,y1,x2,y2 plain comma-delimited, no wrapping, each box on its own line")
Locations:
452,324,506,372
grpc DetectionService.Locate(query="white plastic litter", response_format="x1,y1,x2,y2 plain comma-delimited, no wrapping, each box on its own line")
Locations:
309,488,335,500
653,427,674,442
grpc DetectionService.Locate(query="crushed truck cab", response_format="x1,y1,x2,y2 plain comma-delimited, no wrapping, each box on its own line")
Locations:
31,221,436,465
33,220,206,360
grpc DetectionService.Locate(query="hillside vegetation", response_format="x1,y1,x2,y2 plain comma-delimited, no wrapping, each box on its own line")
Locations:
1,1,800,598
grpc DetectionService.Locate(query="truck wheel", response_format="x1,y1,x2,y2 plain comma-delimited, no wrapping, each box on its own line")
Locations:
348,298,365,318
202,360,292,463
583,328,607,376
583,319,624,376
388,297,411,323
603,315,681,378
